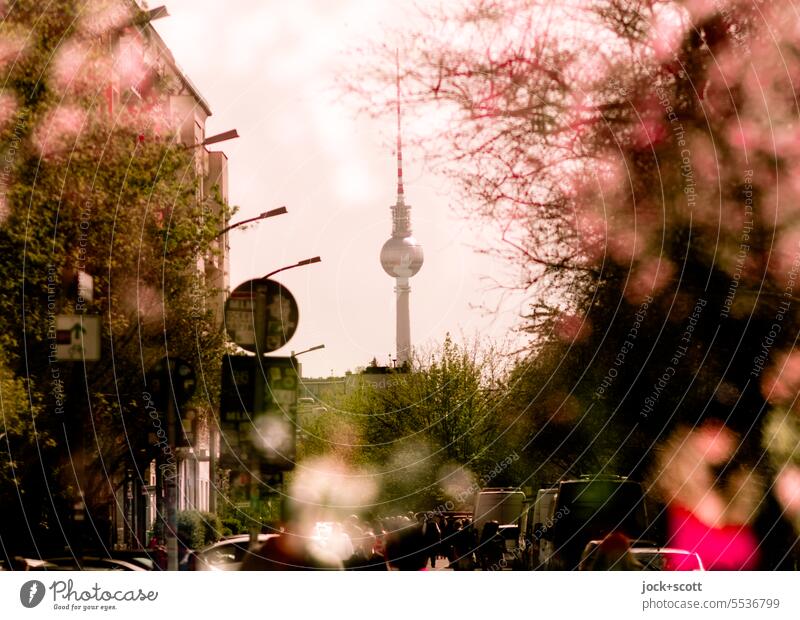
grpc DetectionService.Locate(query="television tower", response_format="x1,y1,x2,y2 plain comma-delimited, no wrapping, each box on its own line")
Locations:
380,52,424,366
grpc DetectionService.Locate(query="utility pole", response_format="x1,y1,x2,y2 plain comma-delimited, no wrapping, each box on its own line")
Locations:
166,395,178,571
148,356,195,570
249,284,268,546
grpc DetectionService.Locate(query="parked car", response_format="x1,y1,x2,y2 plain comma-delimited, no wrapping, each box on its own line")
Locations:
579,540,704,571
192,534,279,571
109,550,159,571
18,557,145,571
630,547,705,571
7,558,58,571
5,548,158,571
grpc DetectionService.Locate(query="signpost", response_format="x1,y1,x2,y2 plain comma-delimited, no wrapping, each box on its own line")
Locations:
147,356,196,571
222,277,301,542
54,313,100,558
220,354,298,469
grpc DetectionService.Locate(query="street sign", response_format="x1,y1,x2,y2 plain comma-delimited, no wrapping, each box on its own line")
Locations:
224,279,299,353
220,354,257,414
147,357,196,408
219,354,298,470
55,315,101,361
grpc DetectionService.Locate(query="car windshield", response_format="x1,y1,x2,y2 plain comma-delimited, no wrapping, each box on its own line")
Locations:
54,558,136,570
634,551,701,571
204,542,250,565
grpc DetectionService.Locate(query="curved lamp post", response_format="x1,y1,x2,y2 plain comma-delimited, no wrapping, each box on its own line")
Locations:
262,256,321,281
182,128,240,149
292,344,325,357
214,206,287,239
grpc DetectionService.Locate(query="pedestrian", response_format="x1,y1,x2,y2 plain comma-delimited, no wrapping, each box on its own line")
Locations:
478,520,504,570
421,513,441,568
344,530,387,571
384,522,429,571
451,520,476,570
579,532,642,571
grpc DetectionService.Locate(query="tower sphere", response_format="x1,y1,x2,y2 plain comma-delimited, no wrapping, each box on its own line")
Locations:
380,235,424,278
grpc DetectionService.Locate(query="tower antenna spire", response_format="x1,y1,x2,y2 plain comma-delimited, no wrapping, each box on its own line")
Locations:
395,48,404,202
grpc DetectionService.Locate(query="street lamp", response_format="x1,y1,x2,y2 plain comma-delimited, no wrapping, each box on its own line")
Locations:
182,129,239,150
291,344,325,378
145,6,169,21
200,129,240,147
214,206,287,239
263,256,321,280
292,344,325,357
90,5,169,37
47,128,240,160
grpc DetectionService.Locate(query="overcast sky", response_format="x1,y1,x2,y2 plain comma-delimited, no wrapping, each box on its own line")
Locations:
154,0,525,377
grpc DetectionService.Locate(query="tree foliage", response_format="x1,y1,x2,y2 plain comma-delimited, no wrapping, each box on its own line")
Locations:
0,0,229,552
348,0,800,561
316,335,519,513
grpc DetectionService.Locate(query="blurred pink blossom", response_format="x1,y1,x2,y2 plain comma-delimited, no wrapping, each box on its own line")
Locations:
0,30,28,71
607,226,647,264
32,106,88,157
574,207,607,262
775,465,800,516
624,257,674,304
79,0,134,38
51,40,112,95
114,35,148,92
0,92,17,128
726,119,763,153
653,421,763,569
690,421,736,466
554,313,591,343
761,351,800,407
682,0,721,21
649,3,689,62
542,391,581,425
632,117,668,150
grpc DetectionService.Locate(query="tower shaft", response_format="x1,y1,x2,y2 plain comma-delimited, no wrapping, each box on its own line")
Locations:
395,277,411,365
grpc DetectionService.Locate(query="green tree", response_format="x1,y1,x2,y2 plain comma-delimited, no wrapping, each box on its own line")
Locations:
349,0,800,563
327,336,513,513
0,0,229,553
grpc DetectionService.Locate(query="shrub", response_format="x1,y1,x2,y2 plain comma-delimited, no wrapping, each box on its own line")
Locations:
221,516,245,536
177,510,205,549
199,511,223,544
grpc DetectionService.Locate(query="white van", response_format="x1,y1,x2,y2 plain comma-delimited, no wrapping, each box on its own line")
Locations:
523,487,559,570
472,487,526,569
473,487,526,535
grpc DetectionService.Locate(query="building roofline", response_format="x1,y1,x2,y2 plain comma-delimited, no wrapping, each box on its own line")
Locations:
126,1,212,116
144,21,213,116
